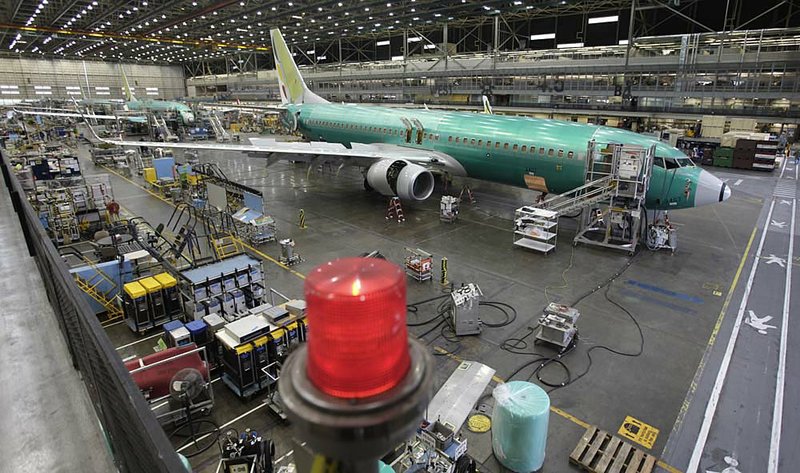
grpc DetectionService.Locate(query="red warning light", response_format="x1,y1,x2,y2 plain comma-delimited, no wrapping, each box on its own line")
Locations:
305,257,410,399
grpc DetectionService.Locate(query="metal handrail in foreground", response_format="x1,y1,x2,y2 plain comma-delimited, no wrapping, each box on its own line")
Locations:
0,149,185,473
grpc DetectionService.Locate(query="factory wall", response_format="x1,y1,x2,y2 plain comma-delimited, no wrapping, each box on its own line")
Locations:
0,58,185,103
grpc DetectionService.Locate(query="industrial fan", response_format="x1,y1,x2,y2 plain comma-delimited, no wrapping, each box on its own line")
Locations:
169,368,219,458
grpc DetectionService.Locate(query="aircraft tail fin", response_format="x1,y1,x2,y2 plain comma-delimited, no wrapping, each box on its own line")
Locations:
482,95,493,115
120,65,136,102
270,28,327,105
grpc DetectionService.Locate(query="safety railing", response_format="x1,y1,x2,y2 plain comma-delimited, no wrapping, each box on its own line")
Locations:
0,150,185,473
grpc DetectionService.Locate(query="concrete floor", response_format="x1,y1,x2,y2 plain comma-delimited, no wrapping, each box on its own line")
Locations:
0,171,116,472
74,140,767,473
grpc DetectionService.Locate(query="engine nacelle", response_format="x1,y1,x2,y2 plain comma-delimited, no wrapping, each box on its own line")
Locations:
365,159,435,201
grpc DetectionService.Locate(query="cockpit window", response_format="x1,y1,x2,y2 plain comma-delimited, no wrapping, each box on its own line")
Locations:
657,156,696,169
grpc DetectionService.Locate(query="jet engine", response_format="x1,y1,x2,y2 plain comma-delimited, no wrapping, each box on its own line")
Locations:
365,159,435,201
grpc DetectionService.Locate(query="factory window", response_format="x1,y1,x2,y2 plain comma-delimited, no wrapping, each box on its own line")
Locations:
568,151,574,159
558,150,564,158
548,149,554,157
504,143,509,150
470,139,476,145
539,147,545,155
513,144,519,151
521,145,527,152
448,136,453,142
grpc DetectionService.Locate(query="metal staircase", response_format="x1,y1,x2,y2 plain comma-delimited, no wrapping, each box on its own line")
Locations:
208,113,231,142
73,264,123,321
212,234,242,259
536,175,616,217
151,115,177,142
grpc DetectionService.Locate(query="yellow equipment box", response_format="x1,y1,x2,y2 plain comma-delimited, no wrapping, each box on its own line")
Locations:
154,272,177,289
138,277,161,294
143,167,157,183
187,174,199,186
123,281,147,299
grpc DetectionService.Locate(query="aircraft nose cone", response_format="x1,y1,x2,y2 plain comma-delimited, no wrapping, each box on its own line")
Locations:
695,169,730,206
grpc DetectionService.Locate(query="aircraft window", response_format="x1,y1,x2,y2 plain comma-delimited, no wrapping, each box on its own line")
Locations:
513,144,519,151
478,140,483,146
568,151,574,159
558,150,564,158
663,157,681,169
495,142,500,149
463,137,468,143
521,145,527,152
548,149,554,157
504,143,509,150
383,128,387,134
487,141,491,148
530,146,536,154
455,137,460,143
471,139,476,145
539,147,545,155
448,136,453,142
653,157,664,168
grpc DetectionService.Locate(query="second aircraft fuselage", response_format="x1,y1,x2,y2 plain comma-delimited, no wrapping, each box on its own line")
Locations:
288,103,730,210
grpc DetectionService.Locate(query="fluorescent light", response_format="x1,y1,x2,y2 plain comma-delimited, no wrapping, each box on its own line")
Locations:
306,49,315,54
0,85,18,89
391,55,404,61
376,40,390,46
618,39,629,45
530,33,555,40
317,55,326,60
95,86,109,90
557,42,584,48
407,36,421,42
65,86,81,90
35,91,52,95
588,15,619,24
146,87,158,91
34,85,51,90
95,91,110,95
1,91,19,95
423,44,435,49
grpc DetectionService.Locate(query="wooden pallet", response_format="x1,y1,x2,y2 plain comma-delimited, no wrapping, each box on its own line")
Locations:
569,426,657,473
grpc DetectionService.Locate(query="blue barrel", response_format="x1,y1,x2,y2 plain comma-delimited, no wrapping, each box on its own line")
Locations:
186,320,208,344
492,381,550,472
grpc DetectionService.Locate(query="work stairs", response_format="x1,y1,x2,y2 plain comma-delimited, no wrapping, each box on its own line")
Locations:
212,233,242,260
208,113,231,142
152,115,177,142
536,176,616,217
136,153,153,175
73,266,123,321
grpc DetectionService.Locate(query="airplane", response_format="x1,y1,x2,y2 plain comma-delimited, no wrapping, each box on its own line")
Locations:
13,104,148,124
119,66,195,125
88,28,730,211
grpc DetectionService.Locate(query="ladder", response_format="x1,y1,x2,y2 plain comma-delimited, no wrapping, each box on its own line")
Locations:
208,113,231,142
386,197,405,223
212,233,242,260
73,269,123,321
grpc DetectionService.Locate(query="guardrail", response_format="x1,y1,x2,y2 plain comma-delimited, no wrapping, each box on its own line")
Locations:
0,150,185,473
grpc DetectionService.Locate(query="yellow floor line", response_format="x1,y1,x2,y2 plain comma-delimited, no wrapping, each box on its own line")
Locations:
666,223,758,456
100,165,306,281
433,345,684,473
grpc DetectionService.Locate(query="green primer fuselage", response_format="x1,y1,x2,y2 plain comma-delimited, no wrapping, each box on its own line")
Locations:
127,99,195,124
289,103,703,211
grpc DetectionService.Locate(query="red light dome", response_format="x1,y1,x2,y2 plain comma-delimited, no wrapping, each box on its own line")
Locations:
305,257,410,399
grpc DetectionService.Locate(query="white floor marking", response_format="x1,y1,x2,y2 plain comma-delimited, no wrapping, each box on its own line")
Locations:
744,310,777,335
768,198,796,473
114,332,162,351
687,200,776,473
771,220,786,229
763,255,787,267
734,179,743,186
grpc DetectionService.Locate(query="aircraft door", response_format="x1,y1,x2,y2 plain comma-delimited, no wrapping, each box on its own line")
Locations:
412,119,424,145
400,117,413,143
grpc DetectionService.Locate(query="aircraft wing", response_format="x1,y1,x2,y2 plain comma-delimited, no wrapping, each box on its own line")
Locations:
87,125,467,176
14,109,147,123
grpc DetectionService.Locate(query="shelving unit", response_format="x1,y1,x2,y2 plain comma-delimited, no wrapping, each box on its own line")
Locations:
179,254,265,322
513,207,558,254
